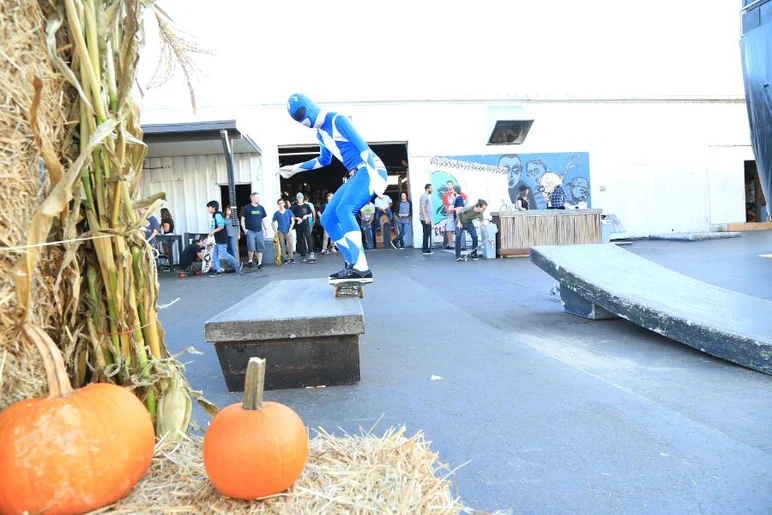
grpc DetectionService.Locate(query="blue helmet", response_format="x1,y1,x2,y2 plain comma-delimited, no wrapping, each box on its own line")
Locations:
287,93,321,128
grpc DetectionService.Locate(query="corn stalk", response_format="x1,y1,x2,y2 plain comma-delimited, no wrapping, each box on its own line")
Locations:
13,0,218,437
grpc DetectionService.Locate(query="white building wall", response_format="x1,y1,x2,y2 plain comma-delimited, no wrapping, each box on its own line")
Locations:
137,153,265,237
142,99,753,242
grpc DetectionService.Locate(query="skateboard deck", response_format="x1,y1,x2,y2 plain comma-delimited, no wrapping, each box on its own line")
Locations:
177,270,202,278
273,234,282,266
383,221,397,249
200,236,215,274
331,280,367,298
459,244,484,261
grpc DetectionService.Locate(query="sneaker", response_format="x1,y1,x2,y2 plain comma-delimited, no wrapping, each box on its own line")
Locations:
329,262,352,279
246,261,255,269
289,258,295,264
257,263,265,270
321,249,329,255
302,256,308,262
332,247,338,253
389,238,398,250
470,252,479,260
330,267,373,284
456,256,464,261
210,270,223,276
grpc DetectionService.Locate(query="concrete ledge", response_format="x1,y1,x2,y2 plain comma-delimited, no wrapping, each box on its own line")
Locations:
204,279,365,391
204,279,365,342
648,232,741,241
530,244,772,375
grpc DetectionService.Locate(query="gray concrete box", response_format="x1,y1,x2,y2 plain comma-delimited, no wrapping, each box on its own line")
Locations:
204,278,365,391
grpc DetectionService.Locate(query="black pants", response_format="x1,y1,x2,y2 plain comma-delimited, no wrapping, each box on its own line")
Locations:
295,223,312,256
421,221,432,251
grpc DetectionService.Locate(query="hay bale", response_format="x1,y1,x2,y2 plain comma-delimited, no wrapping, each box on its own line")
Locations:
0,0,77,409
93,426,510,514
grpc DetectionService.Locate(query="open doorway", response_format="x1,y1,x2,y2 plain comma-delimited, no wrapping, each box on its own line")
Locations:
220,183,252,257
745,160,768,223
278,142,411,250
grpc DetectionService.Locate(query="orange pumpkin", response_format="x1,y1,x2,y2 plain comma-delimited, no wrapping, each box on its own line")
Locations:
203,357,308,500
0,324,155,515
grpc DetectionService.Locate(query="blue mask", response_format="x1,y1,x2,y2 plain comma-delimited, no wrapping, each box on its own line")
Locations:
287,93,321,128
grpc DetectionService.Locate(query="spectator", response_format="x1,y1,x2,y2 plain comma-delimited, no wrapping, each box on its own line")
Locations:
223,205,239,259
159,207,175,261
291,192,315,261
179,236,206,275
206,200,242,276
393,192,412,249
272,198,295,264
453,185,467,250
419,183,433,254
442,180,466,249
319,192,336,254
359,200,375,249
516,186,531,211
240,192,268,269
160,208,174,234
139,208,160,246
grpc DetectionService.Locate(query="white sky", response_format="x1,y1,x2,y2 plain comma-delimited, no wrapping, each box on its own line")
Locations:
136,0,747,114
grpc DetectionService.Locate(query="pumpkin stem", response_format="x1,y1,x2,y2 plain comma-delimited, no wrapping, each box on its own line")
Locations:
242,357,265,410
22,323,74,397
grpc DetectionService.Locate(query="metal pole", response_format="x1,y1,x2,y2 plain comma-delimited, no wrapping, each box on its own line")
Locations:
219,129,239,262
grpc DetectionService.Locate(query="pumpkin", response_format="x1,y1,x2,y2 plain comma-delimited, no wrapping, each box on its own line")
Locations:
203,357,308,500
0,324,155,515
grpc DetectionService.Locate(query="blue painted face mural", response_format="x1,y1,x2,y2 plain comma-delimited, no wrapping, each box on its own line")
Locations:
430,152,590,217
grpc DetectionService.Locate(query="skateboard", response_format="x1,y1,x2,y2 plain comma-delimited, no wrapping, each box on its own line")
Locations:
200,236,215,274
331,279,367,298
306,258,317,264
384,222,397,249
177,270,202,278
458,244,484,261
273,234,282,267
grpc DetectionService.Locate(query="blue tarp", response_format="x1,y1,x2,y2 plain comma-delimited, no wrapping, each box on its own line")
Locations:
740,20,772,221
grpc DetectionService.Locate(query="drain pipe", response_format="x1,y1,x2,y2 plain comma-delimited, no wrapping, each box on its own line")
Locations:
220,129,239,261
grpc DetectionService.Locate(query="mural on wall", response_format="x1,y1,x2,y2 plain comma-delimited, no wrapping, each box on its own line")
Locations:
428,152,591,225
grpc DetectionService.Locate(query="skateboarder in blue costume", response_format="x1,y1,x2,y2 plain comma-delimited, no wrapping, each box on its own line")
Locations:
278,94,388,283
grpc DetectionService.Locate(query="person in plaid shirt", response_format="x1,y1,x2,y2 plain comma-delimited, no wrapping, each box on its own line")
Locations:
539,172,568,210
549,183,567,209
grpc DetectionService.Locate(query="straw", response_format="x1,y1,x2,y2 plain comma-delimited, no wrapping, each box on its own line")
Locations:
92,425,511,515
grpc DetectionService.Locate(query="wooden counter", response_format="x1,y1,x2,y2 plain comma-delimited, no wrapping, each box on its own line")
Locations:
491,209,602,257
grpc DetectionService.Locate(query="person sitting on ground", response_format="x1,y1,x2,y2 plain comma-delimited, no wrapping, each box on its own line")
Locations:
454,199,493,261
179,237,206,275
272,197,295,264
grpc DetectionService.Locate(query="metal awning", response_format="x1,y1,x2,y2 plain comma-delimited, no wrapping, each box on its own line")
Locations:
141,120,262,158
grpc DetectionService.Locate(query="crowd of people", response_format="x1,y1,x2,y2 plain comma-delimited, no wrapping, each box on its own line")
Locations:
140,178,513,276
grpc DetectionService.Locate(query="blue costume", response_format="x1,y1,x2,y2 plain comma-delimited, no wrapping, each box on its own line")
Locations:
279,94,388,282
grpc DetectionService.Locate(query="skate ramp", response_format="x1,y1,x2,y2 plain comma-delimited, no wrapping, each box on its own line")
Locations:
530,244,772,375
